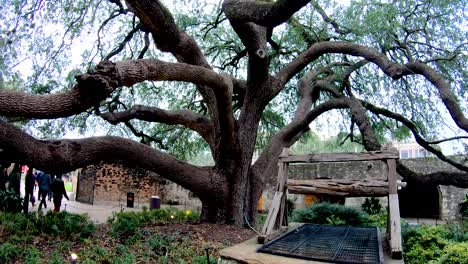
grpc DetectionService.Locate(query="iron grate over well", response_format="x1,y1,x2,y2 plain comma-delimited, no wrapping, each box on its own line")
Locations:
258,224,383,264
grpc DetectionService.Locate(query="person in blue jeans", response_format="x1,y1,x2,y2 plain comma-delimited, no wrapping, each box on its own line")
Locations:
36,171,51,210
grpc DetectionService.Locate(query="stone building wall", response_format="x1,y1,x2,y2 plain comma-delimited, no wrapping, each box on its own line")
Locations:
76,163,201,208
260,156,467,220
439,185,466,221
76,168,96,204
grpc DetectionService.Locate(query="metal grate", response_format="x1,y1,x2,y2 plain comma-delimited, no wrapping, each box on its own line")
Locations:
258,224,383,264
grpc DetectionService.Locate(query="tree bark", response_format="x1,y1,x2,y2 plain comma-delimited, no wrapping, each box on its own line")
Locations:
288,179,406,197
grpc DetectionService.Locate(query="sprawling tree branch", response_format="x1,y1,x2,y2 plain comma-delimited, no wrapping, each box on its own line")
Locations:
361,101,468,172
222,0,311,28
0,120,211,194
344,94,468,187
123,121,166,149
310,0,350,34
125,0,237,157
100,105,214,147
275,41,468,132
311,67,468,176
0,59,229,119
125,0,208,66
0,61,120,119
253,98,352,183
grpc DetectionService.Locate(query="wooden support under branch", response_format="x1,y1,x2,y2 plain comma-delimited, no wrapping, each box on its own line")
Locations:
287,179,406,197
279,151,399,163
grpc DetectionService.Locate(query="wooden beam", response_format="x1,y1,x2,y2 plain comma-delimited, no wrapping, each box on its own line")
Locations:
387,159,398,194
279,151,399,163
386,159,403,259
261,191,283,236
287,179,406,197
388,193,403,259
276,162,289,228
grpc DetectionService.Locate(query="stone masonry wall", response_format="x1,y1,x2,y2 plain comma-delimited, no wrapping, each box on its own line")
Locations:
76,163,201,209
92,163,163,203
260,156,467,220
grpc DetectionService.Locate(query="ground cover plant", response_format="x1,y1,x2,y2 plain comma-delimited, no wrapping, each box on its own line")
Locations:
0,209,253,263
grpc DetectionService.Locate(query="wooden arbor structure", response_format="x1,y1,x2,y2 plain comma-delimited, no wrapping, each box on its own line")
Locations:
259,148,403,259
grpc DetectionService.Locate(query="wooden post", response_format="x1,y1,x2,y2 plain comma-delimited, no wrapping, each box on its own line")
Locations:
386,158,403,259
273,148,289,230
259,149,289,243
276,161,289,228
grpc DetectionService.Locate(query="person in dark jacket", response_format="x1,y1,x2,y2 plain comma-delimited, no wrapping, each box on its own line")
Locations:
8,163,21,197
50,176,69,212
23,167,36,213
36,171,51,210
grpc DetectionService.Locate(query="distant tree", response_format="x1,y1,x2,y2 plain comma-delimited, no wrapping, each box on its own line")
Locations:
0,0,466,224
292,131,364,154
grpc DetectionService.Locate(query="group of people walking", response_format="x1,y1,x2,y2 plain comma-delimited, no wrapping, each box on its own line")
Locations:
1,163,69,213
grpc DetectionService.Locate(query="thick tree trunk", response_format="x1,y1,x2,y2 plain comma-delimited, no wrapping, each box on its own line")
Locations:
199,176,261,225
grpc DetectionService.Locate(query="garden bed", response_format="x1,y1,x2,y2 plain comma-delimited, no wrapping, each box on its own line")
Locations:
0,210,254,263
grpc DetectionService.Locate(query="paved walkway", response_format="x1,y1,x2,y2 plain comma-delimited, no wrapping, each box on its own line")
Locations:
28,197,145,223
27,192,199,224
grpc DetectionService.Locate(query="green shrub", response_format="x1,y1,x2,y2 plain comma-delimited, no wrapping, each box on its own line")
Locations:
108,211,142,237
192,255,216,264
364,213,387,227
148,234,172,256
0,190,23,213
48,250,67,264
0,211,95,239
108,208,200,237
23,245,40,264
403,225,448,264
435,242,468,264
361,198,382,215
0,242,21,263
32,211,95,238
292,202,368,226
402,224,468,264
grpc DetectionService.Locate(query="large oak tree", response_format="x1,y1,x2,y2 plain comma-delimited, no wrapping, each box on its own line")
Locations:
0,0,466,224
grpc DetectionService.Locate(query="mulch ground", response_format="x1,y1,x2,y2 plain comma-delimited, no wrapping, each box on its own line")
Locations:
146,222,256,245
10,221,256,263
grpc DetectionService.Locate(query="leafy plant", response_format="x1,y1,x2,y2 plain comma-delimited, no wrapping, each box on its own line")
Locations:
0,211,95,239
0,242,21,263
402,224,468,264
108,208,200,237
361,198,382,215
435,242,468,264
23,245,40,264
365,213,387,227
0,190,23,213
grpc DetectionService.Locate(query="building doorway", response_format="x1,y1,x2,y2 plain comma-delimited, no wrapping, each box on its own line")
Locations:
399,183,440,219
